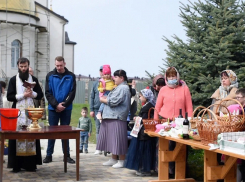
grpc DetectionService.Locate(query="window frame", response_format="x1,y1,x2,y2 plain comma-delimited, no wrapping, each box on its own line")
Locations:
11,40,22,69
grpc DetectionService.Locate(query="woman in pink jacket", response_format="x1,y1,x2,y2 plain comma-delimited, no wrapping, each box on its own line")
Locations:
154,67,193,178
154,67,193,120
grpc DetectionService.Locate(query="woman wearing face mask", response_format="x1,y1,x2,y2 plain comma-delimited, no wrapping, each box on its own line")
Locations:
154,67,193,177
211,70,238,113
154,67,193,120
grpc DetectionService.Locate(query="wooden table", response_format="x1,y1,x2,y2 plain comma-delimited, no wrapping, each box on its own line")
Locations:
145,131,245,182
0,125,81,182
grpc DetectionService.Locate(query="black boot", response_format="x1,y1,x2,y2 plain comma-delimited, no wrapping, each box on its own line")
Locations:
43,156,52,163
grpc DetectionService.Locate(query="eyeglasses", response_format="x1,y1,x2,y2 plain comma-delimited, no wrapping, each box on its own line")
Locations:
236,96,244,100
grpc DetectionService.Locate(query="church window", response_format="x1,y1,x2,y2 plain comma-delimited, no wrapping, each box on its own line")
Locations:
11,40,21,68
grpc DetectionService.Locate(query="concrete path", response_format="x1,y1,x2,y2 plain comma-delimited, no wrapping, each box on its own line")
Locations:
2,139,158,182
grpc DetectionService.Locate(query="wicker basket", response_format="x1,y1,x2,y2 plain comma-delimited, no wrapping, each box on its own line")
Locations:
190,106,207,129
143,107,167,132
196,108,222,145
197,104,244,145
215,98,245,130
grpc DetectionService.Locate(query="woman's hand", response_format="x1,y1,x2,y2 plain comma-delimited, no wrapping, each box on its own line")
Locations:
100,96,108,104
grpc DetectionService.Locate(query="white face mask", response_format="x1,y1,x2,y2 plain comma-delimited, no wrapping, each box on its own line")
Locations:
168,79,178,85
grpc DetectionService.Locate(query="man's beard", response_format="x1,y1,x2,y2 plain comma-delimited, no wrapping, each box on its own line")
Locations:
18,68,29,83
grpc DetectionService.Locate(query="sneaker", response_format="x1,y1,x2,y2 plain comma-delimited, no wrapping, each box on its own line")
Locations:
103,158,118,166
79,149,83,153
112,160,124,168
65,156,75,164
136,171,151,176
85,149,88,153
43,156,52,163
94,150,102,155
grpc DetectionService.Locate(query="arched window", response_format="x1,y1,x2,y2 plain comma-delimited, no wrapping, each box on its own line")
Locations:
11,40,21,68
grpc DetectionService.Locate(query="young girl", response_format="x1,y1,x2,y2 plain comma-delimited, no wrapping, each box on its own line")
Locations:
125,89,157,176
96,65,115,120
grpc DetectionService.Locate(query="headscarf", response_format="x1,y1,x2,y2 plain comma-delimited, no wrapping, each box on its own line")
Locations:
219,70,238,99
152,74,164,89
164,67,186,88
140,89,155,106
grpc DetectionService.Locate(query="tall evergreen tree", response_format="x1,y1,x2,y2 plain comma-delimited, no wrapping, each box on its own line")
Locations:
162,0,245,107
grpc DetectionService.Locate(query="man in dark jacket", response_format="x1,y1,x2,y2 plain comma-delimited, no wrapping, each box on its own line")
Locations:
90,66,103,155
43,56,76,164
7,57,43,172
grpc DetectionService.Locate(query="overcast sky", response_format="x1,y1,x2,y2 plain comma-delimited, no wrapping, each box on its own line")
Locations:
52,0,195,78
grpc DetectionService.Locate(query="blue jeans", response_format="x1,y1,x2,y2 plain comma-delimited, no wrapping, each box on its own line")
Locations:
80,131,89,150
98,91,110,112
46,109,72,156
93,110,101,143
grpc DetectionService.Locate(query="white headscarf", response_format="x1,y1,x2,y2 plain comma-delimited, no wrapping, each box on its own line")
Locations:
219,70,238,99
141,89,155,106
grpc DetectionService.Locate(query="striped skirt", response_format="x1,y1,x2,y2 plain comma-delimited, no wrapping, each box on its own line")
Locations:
96,119,128,155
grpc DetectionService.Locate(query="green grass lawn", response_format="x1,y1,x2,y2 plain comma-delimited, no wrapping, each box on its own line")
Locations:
70,103,96,144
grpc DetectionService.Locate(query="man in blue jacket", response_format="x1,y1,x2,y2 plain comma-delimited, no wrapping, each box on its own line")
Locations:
90,66,103,155
43,56,76,164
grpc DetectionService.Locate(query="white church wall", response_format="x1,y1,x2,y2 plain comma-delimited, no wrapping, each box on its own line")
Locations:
64,44,74,73
49,14,65,71
35,0,48,7
0,2,75,81
0,12,36,25
0,12,36,78
35,5,48,30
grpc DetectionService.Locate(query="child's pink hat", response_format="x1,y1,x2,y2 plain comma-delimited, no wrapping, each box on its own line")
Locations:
103,65,111,75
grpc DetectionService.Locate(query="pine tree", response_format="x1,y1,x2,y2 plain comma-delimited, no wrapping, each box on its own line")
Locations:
162,0,245,107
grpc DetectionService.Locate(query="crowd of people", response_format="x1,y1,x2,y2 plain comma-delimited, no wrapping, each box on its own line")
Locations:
0,57,245,181
0,56,76,172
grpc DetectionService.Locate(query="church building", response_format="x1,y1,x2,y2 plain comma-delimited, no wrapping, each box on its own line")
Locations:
0,0,76,81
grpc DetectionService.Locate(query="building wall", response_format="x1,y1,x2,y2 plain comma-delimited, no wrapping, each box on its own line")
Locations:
35,5,48,29
64,44,74,72
0,4,75,80
35,0,48,7
49,15,66,71
0,11,36,78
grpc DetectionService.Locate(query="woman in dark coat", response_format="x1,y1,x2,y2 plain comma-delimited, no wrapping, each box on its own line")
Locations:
125,89,157,176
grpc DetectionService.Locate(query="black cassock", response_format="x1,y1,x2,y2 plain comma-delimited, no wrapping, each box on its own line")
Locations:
7,75,43,171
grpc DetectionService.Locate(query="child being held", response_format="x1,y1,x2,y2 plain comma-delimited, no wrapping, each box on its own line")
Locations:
77,107,92,153
96,65,115,120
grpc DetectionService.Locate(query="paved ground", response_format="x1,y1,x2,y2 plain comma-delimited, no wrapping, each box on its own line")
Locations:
2,139,158,182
